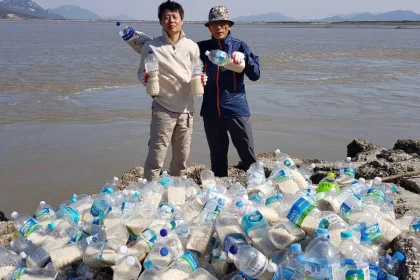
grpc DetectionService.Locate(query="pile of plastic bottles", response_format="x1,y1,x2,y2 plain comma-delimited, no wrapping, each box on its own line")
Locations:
0,149,414,280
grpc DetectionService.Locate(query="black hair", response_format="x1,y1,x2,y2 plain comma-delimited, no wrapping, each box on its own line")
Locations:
158,0,184,20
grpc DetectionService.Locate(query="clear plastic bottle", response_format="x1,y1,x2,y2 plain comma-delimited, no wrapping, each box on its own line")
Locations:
34,201,56,226
377,251,405,280
268,162,300,195
90,188,114,218
211,248,229,277
10,212,43,242
275,149,297,170
276,243,306,280
204,50,245,73
160,251,199,279
359,236,379,280
144,245,174,271
338,231,370,280
139,261,162,280
304,228,341,279
316,173,340,199
298,163,316,181
112,255,142,280
191,56,204,96
102,176,119,191
249,192,264,206
268,220,306,249
247,161,266,187
229,245,270,279
145,50,160,97
339,157,356,181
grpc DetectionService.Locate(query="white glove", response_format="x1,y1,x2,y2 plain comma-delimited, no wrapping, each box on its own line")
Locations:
232,52,245,65
134,31,154,44
201,73,208,86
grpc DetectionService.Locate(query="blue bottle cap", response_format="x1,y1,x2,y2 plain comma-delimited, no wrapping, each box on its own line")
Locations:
386,275,399,280
341,231,353,239
236,201,244,207
48,223,55,230
276,193,283,199
144,261,153,269
257,192,263,198
134,192,140,198
360,236,372,244
160,247,169,256
290,243,301,252
71,197,77,203
116,21,121,26
218,198,225,206
72,193,78,198
229,245,239,255
149,50,154,54
106,188,114,194
394,251,405,262
160,229,168,237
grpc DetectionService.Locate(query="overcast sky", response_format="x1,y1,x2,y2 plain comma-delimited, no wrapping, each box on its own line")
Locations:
35,0,420,20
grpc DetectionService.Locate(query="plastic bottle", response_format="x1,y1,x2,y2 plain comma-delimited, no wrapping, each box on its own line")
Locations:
268,220,306,249
10,212,45,245
83,239,128,268
112,255,142,280
34,201,56,226
316,173,340,199
298,163,316,181
160,251,199,279
378,252,405,280
205,50,245,73
144,245,174,271
249,192,264,206
145,50,160,96
304,228,341,279
5,267,61,280
339,157,356,182
267,162,300,195
338,231,370,280
229,245,271,279
363,177,388,213
247,161,266,187
90,188,114,218
191,56,204,96
9,235,37,256
139,261,162,280
102,176,119,191
275,243,306,280
359,236,379,280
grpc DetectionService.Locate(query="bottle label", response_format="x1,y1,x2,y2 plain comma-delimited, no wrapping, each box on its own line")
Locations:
271,169,292,183
317,181,339,193
340,194,362,220
287,197,316,227
140,228,157,249
34,208,51,219
10,267,26,280
365,188,386,203
369,264,379,280
166,220,186,230
159,203,175,214
344,269,364,280
18,218,40,238
241,210,267,235
203,201,222,217
246,253,267,277
360,223,382,240
341,167,356,177
318,213,345,229
265,194,282,206
284,158,296,168
249,172,265,185
90,201,111,218
214,50,229,65
62,206,80,223
409,217,420,232
128,228,139,242
305,262,337,279
342,260,370,280
121,202,135,216
85,233,100,245
180,251,199,272
350,180,364,193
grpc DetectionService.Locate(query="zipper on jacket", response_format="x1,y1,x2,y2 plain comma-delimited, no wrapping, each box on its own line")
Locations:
216,41,222,118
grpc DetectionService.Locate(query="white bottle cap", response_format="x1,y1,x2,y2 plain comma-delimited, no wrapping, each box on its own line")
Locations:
275,149,280,153
84,272,94,279
310,163,316,168
126,256,136,266
346,157,351,162
122,190,129,196
373,177,382,183
113,176,119,181
118,245,128,255
258,161,264,166
137,178,143,183
205,50,210,55
162,171,168,175
40,201,46,205
20,252,27,259
182,175,187,179
11,211,18,219
143,179,148,183
58,230,67,238
267,262,278,273
359,178,366,183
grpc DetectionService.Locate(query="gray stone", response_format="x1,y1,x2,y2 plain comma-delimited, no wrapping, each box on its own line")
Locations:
0,211,8,222
391,232,420,280
347,138,380,158
400,177,420,194
378,149,415,163
394,139,420,155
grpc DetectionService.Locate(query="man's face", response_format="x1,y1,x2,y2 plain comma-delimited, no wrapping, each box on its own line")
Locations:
209,20,231,40
160,9,183,35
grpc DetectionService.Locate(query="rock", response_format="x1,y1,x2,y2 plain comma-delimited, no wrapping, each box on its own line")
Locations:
391,232,420,280
394,139,420,155
0,221,16,247
377,149,415,163
400,177,420,194
0,211,8,222
347,138,380,158
394,186,420,217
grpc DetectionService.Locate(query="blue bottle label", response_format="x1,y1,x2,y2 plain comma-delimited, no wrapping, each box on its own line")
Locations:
340,194,362,220
35,208,51,219
158,177,171,187
365,188,386,202
180,251,199,272
284,158,295,167
271,169,292,183
265,194,282,206
410,217,420,232
287,197,316,226
10,267,26,280
90,200,111,218
18,218,40,238
369,264,379,280
342,167,356,177
361,222,382,240
140,228,157,249
241,210,267,235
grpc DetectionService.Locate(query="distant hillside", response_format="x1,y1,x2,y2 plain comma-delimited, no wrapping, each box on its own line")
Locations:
0,0,64,19
233,12,294,22
0,6,40,18
103,14,136,21
49,5,101,20
321,10,420,22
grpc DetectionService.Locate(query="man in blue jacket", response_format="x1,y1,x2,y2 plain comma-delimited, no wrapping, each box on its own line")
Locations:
198,6,260,177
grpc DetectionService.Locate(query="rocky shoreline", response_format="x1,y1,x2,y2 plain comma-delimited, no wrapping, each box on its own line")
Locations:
1,138,419,279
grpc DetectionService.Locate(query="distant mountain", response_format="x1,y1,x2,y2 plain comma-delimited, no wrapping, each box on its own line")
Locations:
49,5,101,20
0,6,40,19
320,10,420,22
233,12,294,22
103,14,136,21
0,0,64,19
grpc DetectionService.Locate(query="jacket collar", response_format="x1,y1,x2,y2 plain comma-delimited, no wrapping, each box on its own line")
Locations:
162,29,186,46
212,32,233,47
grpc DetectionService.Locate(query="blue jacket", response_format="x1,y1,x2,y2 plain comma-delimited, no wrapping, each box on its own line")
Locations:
198,33,260,119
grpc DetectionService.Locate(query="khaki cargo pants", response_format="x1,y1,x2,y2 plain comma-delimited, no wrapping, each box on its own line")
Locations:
144,100,193,181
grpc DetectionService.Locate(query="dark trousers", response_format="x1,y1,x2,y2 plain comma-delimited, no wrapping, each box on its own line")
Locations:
203,117,257,177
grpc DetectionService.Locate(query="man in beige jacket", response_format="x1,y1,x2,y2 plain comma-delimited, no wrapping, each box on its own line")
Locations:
138,0,206,181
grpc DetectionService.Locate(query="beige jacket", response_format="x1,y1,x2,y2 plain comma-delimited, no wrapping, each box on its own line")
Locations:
138,30,199,114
